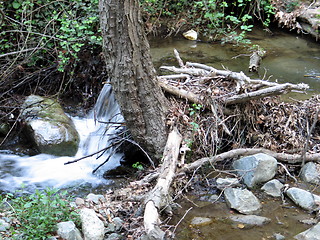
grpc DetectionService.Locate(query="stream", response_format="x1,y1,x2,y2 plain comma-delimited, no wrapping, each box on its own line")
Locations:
0,27,319,238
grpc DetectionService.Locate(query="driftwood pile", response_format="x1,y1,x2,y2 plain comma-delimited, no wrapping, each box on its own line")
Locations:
139,50,320,239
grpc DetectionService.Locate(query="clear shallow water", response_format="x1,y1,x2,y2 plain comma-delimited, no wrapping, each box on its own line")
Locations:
150,28,320,96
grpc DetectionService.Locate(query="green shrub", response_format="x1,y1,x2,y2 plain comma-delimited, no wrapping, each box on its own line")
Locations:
0,187,79,240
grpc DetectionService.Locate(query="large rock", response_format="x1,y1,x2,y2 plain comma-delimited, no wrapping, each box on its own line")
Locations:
224,188,261,214
79,208,105,240
233,153,277,188
21,95,79,156
294,222,320,240
300,162,320,185
286,187,320,211
57,221,83,240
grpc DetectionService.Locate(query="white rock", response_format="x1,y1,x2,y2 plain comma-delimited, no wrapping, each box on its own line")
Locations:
80,208,105,240
57,221,83,240
182,30,198,40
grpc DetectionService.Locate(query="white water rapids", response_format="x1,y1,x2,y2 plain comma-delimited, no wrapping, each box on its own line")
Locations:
0,84,124,192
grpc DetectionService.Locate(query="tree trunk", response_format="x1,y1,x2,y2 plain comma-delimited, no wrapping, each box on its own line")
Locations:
99,0,169,159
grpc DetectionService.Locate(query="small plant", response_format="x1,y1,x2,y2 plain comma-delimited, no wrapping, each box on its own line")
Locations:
132,162,144,170
189,103,203,117
0,187,80,240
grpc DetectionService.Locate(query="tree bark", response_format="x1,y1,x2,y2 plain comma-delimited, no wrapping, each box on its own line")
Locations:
99,0,169,159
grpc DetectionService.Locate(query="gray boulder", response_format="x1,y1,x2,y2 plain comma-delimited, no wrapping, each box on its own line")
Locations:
294,222,320,240
79,208,105,240
229,214,271,226
224,188,261,214
21,95,79,156
300,162,320,185
57,221,83,240
261,179,284,197
286,187,320,211
233,153,277,188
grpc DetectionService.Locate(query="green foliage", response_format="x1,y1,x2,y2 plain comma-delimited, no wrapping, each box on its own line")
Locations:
0,0,101,72
132,162,144,170
188,103,202,132
0,187,79,240
140,0,275,45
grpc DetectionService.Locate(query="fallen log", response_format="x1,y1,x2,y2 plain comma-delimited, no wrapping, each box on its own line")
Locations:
143,127,182,239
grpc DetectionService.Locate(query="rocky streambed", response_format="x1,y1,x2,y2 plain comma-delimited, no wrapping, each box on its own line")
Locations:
2,153,320,239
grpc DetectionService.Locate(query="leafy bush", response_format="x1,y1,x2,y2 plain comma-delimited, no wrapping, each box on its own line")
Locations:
0,187,79,240
0,0,101,72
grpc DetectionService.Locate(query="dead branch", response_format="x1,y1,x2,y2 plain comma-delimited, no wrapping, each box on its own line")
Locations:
224,83,309,105
174,48,185,68
158,80,203,104
143,127,182,239
180,148,320,173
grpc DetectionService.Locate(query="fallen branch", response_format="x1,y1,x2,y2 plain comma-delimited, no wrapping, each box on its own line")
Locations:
180,148,320,173
143,127,182,239
158,80,203,104
224,83,309,105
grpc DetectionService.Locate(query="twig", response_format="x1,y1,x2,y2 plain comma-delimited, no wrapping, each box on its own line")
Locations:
301,108,319,167
172,207,192,234
0,48,43,59
277,162,298,183
64,141,121,165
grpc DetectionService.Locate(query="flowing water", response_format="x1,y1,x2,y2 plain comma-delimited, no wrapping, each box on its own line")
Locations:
0,84,124,193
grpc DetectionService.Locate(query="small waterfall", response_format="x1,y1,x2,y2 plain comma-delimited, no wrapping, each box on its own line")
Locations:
0,84,124,192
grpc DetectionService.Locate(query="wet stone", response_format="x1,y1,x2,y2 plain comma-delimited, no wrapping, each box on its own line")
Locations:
285,187,320,211
190,217,213,226
294,222,320,240
229,214,271,226
261,179,284,197
224,188,261,215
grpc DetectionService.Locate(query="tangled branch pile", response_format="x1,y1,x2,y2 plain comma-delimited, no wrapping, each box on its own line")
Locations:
159,50,319,159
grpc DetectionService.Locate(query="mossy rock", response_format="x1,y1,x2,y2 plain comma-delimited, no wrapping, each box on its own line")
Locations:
21,95,80,156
